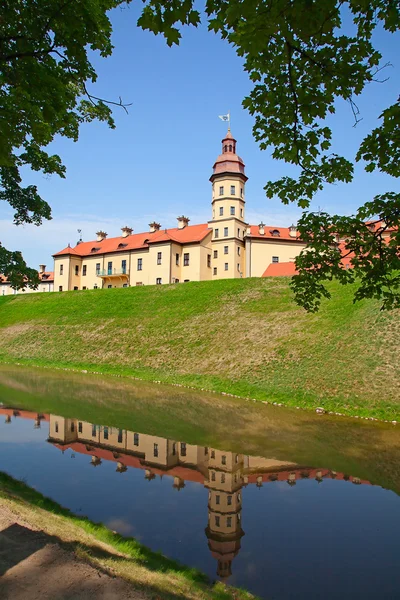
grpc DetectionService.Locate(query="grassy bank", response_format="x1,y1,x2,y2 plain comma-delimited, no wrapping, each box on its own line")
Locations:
0,278,399,419
0,472,253,600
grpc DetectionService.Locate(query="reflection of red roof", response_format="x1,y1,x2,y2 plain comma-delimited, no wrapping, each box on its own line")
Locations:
262,262,298,277
53,225,212,258
0,408,49,421
51,442,205,483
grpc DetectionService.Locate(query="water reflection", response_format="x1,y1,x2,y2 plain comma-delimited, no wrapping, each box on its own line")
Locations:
2,407,372,582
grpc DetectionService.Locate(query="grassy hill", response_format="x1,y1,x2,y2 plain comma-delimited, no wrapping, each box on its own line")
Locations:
0,277,399,419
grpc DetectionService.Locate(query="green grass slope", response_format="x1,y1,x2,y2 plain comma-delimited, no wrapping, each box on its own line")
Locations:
0,278,399,419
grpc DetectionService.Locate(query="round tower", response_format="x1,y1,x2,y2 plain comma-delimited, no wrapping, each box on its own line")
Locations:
210,130,248,223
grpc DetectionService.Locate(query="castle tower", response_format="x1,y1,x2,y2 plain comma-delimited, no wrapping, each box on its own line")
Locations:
209,131,248,279
205,449,245,580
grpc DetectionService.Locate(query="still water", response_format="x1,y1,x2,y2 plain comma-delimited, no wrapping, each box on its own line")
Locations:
0,366,399,599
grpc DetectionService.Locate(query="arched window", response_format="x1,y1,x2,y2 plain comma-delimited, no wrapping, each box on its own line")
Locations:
224,145,227,152
271,229,280,237
229,144,232,152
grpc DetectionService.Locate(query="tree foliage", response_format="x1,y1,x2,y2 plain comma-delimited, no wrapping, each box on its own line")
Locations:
1,0,399,308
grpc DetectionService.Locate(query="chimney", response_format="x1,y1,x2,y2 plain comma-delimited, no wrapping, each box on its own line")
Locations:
177,215,190,229
258,222,265,235
288,224,297,238
149,221,161,233
96,231,107,242
121,226,133,238
245,225,251,236
39,264,46,274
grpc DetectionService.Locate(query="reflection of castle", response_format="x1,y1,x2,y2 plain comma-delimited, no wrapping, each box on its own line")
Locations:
2,408,371,580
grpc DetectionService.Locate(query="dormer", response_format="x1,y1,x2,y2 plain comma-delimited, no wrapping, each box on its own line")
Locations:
258,222,265,235
270,229,280,237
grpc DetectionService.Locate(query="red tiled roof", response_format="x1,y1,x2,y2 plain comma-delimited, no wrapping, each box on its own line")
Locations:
248,225,302,241
53,224,212,258
0,271,54,284
262,262,298,277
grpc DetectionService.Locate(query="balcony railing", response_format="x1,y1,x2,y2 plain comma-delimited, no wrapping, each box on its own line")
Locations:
97,268,129,277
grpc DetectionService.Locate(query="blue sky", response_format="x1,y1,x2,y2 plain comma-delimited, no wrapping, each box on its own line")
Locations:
1,5,399,269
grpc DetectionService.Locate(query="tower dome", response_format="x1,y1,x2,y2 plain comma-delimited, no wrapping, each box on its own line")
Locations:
210,130,248,182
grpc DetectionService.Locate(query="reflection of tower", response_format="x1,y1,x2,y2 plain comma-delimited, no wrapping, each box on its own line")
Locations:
205,449,245,580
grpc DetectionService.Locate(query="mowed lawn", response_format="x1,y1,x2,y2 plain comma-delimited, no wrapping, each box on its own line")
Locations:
0,277,399,418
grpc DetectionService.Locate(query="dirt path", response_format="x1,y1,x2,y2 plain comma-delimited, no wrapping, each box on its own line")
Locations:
0,504,145,600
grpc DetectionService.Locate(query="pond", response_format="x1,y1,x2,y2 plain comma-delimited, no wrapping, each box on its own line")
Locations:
0,365,399,599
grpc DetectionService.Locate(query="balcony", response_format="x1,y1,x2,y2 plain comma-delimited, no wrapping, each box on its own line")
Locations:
97,268,129,279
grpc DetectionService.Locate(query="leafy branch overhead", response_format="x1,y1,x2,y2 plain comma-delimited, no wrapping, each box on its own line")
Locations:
1,1,399,309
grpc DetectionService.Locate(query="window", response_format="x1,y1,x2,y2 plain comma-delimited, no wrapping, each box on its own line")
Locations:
157,252,162,265
230,206,235,215
75,265,79,276
107,261,112,275
55,422,59,433
92,424,97,437
176,253,179,266
207,254,211,268
213,267,217,276
181,442,187,457
213,250,218,259
240,208,243,218
134,433,139,446
237,228,240,237
272,256,279,263
229,144,232,152
78,422,82,433
235,454,239,463
237,493,241,502
82,265,87,276
82,286,87,290
219,186,224,196
123,283,128,288
240,187,243,197
174,278,180,283
227,495,232,505
74,286,78,291
219,206,224,216
237,263,240,271
230,185,236,195
215,516,220,527
156,277,162,285
137,258,142,271
94,284,98,289
211,450,215,459
214,228,219,238
96,263,100,275
172,442,176,455
227,517,232,528
184,279,190,283
107,284,112,289
221,455,226,465
183,253,189,266
118,429,123,443
224,246,228,255
224,227,228,237
154,443,159,457
221,473,225,483
58,286,63,292
204,447,209,455
104,427,109,440
224,263,228,271
211,471,216,481
216,495,220,505
121,259,127,274
237,247,241,256
271,229,280,237
60,264,63,275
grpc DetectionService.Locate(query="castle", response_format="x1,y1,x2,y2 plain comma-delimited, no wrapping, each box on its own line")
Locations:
52,129,306,292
